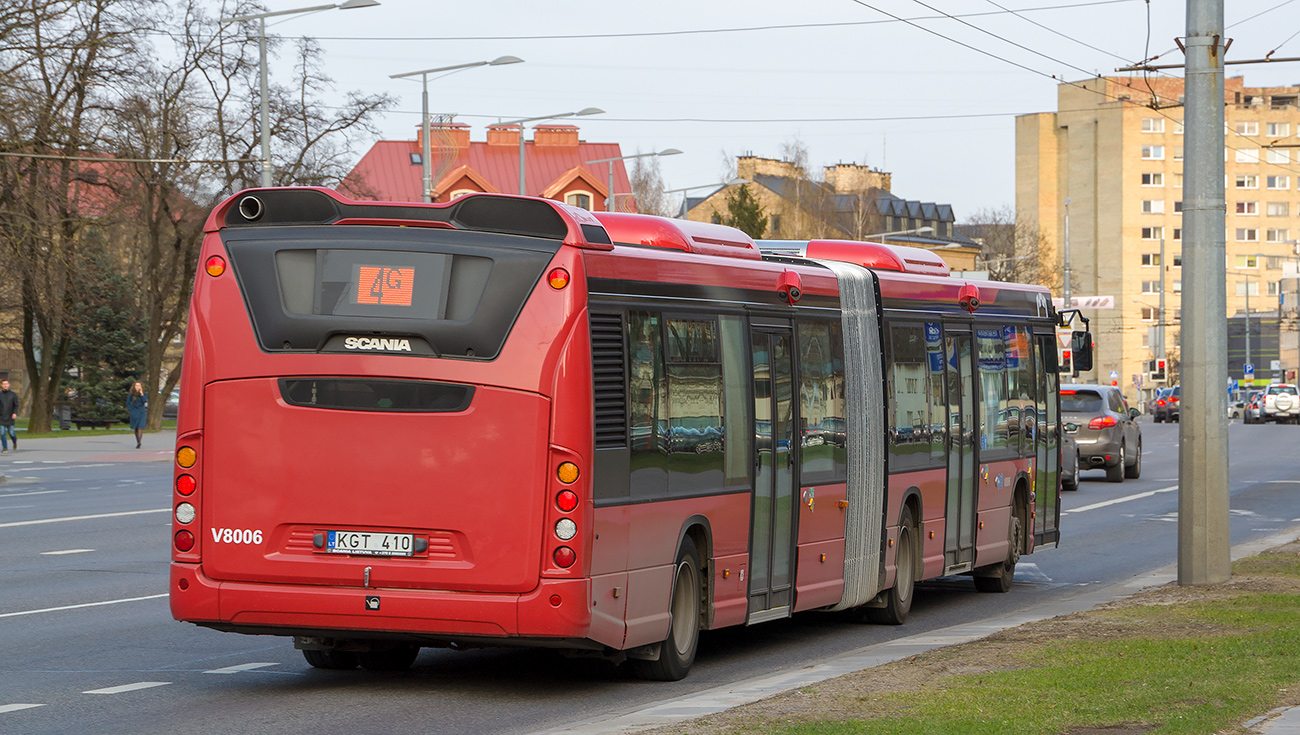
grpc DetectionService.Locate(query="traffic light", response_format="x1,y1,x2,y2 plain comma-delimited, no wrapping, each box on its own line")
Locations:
1060,349,1072,373
1150,358,1167,382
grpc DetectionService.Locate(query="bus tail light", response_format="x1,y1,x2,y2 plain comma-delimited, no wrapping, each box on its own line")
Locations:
205,255,226,277
555,518,577,541
177,445,197,469
176,474,196,496
1089,416,1118,429
548,268,570,290
553,547,575,568
175,530,195,552
556,490,578,512
175,502,196,524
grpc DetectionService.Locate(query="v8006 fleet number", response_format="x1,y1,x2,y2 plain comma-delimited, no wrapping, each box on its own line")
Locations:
211,528,263,544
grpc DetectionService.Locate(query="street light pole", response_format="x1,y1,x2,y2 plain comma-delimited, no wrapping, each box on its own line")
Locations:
391,56,523,203
222,0,381,188
496,108,604,196
584,149,682,211
663,178,749,218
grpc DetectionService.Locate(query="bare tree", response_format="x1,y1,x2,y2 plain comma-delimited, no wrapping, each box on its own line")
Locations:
962,205,1061,290
629,153,672,216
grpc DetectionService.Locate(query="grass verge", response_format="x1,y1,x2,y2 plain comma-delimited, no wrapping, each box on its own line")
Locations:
11,417,176,439
647,541,1300,735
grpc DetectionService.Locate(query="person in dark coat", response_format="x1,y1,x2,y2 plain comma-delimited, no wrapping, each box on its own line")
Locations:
127,381,147,449
0,379,17,452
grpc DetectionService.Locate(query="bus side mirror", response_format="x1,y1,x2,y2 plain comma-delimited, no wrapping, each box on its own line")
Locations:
1070,331,1093,372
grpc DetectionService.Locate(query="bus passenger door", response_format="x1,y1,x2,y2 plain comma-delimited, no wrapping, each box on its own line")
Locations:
1033,334,1061,545
944,329,977,571
748,327,796,623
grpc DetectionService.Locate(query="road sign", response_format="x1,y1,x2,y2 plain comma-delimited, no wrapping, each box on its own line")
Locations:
1245,363,1255,376
1230,378,1239,392
1109,370,1119,380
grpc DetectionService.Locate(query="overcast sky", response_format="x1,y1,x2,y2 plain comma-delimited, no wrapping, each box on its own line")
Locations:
248,0,1300,218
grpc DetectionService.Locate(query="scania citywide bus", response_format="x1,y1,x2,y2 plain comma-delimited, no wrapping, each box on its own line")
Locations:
169,187,1081,680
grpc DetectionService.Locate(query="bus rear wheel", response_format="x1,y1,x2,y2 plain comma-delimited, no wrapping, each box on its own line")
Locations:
867,506,917,625
302,649,359,670
631,543,701,681
974,513,1021,593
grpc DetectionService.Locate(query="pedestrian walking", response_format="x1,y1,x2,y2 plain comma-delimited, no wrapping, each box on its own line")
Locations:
127,381,147,449
0,379,18,452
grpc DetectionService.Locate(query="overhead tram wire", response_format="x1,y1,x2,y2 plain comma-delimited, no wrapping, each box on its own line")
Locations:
982,0,1137,64
140,0,1139,43
1142,0,1299,65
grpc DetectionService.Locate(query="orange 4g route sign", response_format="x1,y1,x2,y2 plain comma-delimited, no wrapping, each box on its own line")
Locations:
356,266,414,306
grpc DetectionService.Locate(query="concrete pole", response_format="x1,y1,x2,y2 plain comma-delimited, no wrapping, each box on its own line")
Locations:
259,17,271,188
1179,0,1231,586
421,75,431,203
607,164,614,212
518,128,526,195
1159,236,1167,362
1063,198,1072,308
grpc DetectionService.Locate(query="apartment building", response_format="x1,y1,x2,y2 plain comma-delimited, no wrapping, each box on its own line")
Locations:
1017,76,1300,406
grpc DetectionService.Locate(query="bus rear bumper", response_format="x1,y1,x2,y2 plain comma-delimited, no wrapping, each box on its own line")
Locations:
169,563,594,643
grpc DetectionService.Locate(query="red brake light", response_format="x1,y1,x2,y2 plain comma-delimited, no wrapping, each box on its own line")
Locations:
205,255,226,277
1089,415,1118,429
548,268,570,290
1061,390,1076,395
553,546,576,568
176,474,196,496
556,490,579,512
1156,399,1166,406
174,529,195,552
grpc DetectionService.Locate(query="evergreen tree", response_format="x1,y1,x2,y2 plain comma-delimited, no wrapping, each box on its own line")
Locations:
720,186,768,239
65,236,147,423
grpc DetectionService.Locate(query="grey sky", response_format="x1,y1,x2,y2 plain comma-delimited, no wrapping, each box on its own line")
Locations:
248,0,1298,218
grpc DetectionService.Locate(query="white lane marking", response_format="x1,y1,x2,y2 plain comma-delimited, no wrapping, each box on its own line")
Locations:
83,682,170,695
0,593,167,619
40,548,94,556
204,662,277,675
7,463,112,470
0,490,66,498
0,508,167,529
1061,485,1179,515
0,704,45,714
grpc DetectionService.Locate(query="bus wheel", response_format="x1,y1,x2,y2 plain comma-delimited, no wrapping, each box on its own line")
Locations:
632,543,701,681
357,644,420,672
302,649,358,670
974,513,1021,593
868,506,917,625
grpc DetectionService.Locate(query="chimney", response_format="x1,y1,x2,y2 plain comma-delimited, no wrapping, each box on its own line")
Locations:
487,123,521,146
534,124,580,147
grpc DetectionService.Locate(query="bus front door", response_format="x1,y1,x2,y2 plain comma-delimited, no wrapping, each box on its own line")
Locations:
944,329,978,571
748,328,796,623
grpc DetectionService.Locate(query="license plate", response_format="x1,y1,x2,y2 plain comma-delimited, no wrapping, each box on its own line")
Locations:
326,530,414,557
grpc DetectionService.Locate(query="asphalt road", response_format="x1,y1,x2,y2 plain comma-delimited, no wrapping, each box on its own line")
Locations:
1,419,1298,734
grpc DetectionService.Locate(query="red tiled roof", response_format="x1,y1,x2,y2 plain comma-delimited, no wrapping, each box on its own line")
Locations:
340,128,633,207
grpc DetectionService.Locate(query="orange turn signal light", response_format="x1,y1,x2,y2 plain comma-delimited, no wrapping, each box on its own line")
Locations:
548,268,570,290
176,446,197,469
557,462,579,484
205,255,226,277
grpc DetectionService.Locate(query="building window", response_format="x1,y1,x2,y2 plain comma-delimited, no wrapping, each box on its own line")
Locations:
1268,256,1284,270
1173,280,1182,293
566,192,593,210
1236,201,1259,215
1236,281,1260,296
1268,175,1290,189
1142,253,1161,266
1236,121,1260,136
1140,306,1157,321
1141,280,1161,294
1173,308,1182,320
1236,255,1260,269
1274,96,1298,108
409,153,422,165
1267,201,1289,217
1267,228,1291,243
1141,199,1165,214
1173,228,1182,241
1237,148,1261,163
1236,228,1259,242
1268,122,1291,137
1267,149,1291,164
770,214,782,233
1142,118,1165,133
1173,254,1183,266
1174,120,1184,134
1236,174,1259,189
1141,145,1164,160
1174,173,1184,188
1141,172,1164,187
447,188,475,199
1174,200,1183,212
1174,146,1184,161
1141,227,1163,240
1269,281,1280,296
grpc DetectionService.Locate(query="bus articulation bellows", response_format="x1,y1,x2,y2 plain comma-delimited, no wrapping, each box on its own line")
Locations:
170,187,1087,680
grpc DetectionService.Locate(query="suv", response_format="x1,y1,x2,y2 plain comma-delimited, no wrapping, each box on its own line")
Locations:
1259,384,1300,424
1061,384,1143,483
1152,385,1179,423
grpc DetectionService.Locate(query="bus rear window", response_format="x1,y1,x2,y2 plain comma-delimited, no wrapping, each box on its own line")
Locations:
222,226,561,358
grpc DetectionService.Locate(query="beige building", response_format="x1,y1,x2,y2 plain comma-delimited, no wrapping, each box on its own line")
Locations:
1017,75,1300,406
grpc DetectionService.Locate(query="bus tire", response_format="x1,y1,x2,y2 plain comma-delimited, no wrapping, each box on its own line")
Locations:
302,649,359,670
631,543,701,681
974,513,1021,594
867,506,917,625
357,644,420,672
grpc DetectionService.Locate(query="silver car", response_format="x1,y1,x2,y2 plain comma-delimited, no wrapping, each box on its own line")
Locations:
1061,384,1142,483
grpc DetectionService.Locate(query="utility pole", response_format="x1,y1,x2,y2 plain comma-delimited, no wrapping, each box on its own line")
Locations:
1063,198,1072,308
1159,235,1167,365
1179,0,1231,585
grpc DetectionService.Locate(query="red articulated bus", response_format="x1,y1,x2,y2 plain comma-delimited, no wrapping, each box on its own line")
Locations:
170,187,1085,680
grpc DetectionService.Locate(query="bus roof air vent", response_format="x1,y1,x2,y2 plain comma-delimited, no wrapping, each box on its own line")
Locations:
801,240,951,276
593,212,762,260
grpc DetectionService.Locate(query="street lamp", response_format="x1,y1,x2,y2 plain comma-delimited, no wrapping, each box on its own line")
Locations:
584,149,681,212
495,108,604,195
663,178,749,218
222,0,380,188
865,226,934,239
391,56,523,203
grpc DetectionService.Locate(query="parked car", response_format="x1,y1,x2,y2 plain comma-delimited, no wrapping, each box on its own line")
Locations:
1060,384,1142,483
1259,383,1300,424
1244,390,1265,424
1152,385,1179,423
1061,432,1080,491
162,387,180,419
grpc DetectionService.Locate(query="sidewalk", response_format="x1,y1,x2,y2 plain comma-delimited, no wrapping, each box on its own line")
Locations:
0,428,176,467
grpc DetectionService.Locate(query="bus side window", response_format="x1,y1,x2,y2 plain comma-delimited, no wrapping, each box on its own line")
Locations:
628,311,668,500
797,319,846,484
